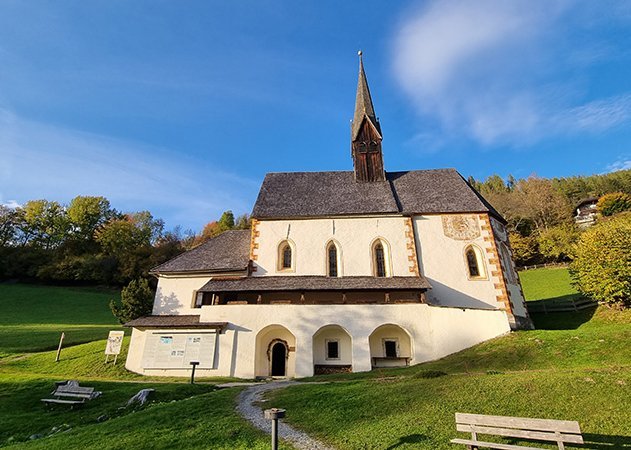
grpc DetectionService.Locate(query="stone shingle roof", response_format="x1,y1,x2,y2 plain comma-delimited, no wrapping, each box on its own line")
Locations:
199,275,430,292
124,315,227,329
252,169,503,220
150,230,250,274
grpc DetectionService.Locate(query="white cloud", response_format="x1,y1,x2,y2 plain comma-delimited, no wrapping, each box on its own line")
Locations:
606,157,631,172
1,200,20,209
392,0,631,147
0,109,259,230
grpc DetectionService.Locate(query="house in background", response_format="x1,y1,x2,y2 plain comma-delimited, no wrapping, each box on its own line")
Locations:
124,55,532,379
574,197,598,228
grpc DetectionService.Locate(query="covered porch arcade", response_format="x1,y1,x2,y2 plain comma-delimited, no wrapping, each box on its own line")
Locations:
194,275,431,306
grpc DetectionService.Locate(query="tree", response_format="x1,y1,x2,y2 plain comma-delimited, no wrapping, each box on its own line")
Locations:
508,232,540,266
0,205,19,246
234,213,251,230
537,223,581,262
67,196,115,241
513,176,571,231
570,213,631,308
19,200,69,249
218,210,235,230
110,278,154,323
597,192,631,217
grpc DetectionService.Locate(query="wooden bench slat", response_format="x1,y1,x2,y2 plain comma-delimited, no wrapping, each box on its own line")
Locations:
56,387,94,394
53,392,93,399
456,413,582,434
456,424,584,444
450,438,545,450
41,399,85,405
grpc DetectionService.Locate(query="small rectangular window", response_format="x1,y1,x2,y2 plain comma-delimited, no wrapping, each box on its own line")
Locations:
326,340,339,360
194,291,204,308
384,340,398,358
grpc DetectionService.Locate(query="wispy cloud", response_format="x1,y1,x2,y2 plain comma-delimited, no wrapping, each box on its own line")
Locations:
0,109,259,230
392,0,631,147
606,157,631,173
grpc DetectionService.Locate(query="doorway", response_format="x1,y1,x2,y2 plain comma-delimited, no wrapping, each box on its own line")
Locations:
271,342,287,376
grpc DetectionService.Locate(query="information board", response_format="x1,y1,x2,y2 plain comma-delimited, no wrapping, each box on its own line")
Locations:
141,331,216,369
105,330,125,355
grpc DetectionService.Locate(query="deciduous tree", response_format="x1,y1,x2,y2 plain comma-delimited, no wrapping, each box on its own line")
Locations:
570,213,631,308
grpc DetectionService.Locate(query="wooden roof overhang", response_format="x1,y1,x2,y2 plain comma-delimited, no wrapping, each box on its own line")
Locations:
199,275,431,293
124,315,228,330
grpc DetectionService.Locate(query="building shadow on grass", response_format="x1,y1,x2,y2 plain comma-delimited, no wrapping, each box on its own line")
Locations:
530,302,597,330
385,434,427,449
580,433,631,449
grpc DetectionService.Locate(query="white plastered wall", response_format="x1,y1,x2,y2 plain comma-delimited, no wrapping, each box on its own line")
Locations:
312,325,353,366
253,216,412,277
152,275,211,315
413,214,501,309
125,303,510,378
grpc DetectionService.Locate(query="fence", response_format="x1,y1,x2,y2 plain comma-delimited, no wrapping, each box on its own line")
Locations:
516,263,569,272
526,296,597,314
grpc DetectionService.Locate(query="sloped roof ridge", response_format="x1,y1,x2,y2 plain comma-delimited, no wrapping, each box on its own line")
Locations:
150,229,251,273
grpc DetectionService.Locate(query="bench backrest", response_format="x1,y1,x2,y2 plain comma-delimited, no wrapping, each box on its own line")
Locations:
455,413,583,445
54,385,95,398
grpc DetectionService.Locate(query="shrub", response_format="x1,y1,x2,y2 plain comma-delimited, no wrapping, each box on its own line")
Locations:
597,192,631,216
509,232,541,266
110,278,154,324
537,223,581,262
570,213,631,308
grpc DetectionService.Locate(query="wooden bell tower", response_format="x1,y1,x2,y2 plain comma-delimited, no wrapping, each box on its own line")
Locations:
351,51,385,182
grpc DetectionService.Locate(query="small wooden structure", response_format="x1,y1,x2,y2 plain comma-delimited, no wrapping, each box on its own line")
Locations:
451,413,583,449
41,381,97,408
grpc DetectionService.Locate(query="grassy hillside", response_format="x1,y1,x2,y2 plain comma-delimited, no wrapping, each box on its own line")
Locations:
519,266,580,302
0,283,283,449
2,271,630,449
264,269,631,449
0,284,120,356
0,373,287,449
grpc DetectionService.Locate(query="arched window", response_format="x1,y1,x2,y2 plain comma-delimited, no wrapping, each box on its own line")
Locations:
278,241,294,271
465,245,486,279
282,245,292,269
372,240,389,277
327,242,338,277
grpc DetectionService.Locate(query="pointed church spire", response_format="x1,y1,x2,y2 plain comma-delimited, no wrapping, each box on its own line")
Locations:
351,51,381,140
351,51,385,182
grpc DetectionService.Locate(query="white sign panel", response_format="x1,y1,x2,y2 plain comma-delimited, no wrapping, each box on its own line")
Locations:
105,330,125,355
141,331,217,369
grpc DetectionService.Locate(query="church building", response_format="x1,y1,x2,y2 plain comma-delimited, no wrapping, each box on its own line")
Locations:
124,55,532,379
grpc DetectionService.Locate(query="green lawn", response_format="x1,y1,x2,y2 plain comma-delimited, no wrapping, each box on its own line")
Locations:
2,272,630,449
519,266,580,302
0,374,288,449
263,269,631,449
0,283,286,449
0,284,121,355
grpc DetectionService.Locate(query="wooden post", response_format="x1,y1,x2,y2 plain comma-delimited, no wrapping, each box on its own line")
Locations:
55,332,65,362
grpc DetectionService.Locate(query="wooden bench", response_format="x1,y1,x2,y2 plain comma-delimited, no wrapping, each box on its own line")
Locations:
41,381,97,408
451,413,583,450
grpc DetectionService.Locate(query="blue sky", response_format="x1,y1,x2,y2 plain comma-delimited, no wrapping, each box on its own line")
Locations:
2,1,631,231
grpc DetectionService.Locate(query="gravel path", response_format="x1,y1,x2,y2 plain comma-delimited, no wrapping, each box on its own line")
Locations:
236,381,336,450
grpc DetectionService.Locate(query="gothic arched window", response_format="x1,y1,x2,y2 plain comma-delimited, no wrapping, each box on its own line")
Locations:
278,241,294,271
327,242,339,277
465,245,486,279
373,240,389,277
